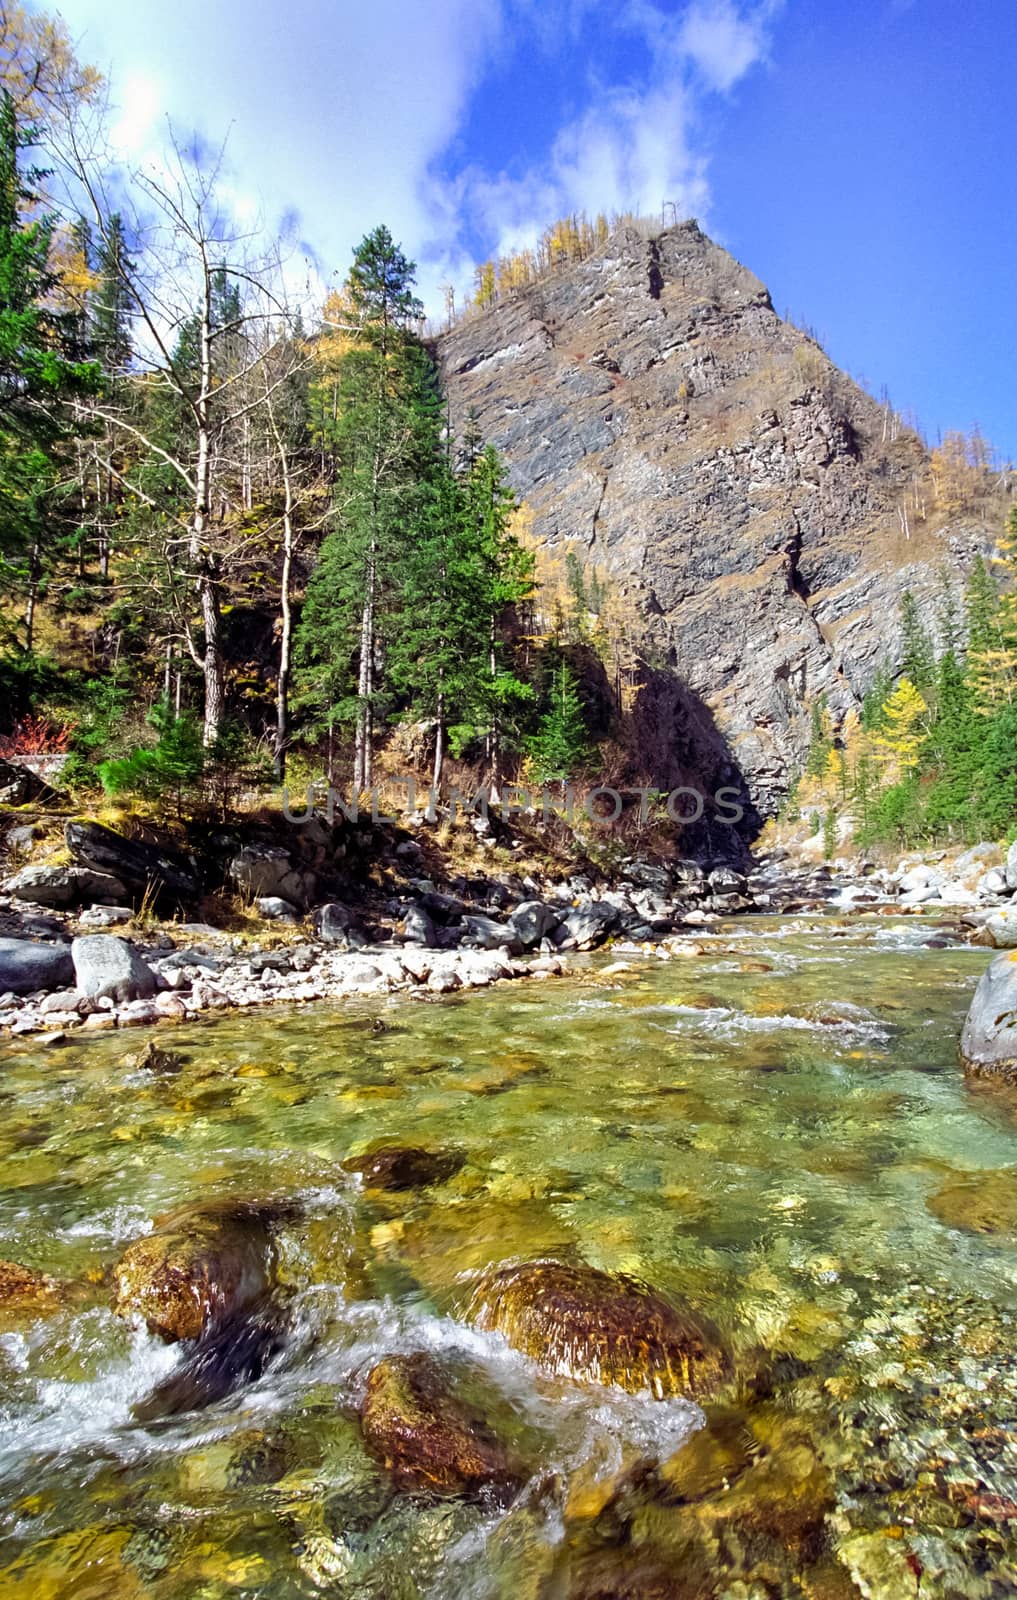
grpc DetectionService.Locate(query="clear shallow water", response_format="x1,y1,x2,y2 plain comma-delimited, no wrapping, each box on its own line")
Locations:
0,915,1016,1597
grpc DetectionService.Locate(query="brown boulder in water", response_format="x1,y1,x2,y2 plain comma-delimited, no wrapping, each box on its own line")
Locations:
342,1144,464,1192
111,1201,280,1342
360,1351,521,1498
0,1259,64,1329
469,1260,727,1399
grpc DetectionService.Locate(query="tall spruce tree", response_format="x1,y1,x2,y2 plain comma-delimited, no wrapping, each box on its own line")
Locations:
297,226,424,790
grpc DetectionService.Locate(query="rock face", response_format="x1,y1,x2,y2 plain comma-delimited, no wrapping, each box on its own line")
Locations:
71,935,157,1003
0,936,73,995
111,1201,279,1342
468,1260,727,1399
440,221,1001,811
360,1352,520,1497
65,820,200,905
960,952,1017,1083
4,862,128,909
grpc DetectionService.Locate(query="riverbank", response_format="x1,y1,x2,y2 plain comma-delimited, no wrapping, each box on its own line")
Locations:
2,831,1016,1038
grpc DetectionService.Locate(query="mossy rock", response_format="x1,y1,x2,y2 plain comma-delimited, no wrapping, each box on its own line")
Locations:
468,1260,728,1399
111,1199,282,1342
342,1144,465,1192
927,1168,1017,1234
360,1351,521,1498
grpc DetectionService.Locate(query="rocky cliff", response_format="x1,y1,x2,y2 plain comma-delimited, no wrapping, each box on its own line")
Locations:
439,221,1002,814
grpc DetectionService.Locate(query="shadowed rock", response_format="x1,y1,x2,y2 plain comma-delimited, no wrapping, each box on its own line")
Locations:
469,1260,728,1399
360,1351,521,1498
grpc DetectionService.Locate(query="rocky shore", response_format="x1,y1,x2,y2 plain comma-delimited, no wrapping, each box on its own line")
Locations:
2,814,1016,1040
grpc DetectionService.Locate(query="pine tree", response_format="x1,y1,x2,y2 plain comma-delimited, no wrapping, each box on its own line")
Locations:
528,660,593,785
297,226,425,789
900,590,935,690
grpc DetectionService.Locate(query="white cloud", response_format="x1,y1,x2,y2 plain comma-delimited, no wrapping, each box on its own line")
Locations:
56,0,779,319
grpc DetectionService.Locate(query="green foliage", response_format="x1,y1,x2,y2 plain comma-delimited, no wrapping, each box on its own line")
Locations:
805,696,832,777
98,697,204,812
527,660,594,784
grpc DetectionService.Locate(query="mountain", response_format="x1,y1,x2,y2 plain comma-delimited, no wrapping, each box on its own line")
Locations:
439,221,1002,814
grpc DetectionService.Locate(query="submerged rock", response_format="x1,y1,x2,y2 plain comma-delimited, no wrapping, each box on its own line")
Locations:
111,1200,280,1342
468,1260,727,1399
360,1351,521,1497
960,951,1017,1082
928,1169,1017,1234
0,1259,63,1328
342,1143,465,1192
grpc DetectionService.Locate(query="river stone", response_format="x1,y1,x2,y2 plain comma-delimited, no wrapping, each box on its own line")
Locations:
468,1260,728,1399
111,1201,280,1342
401,903,436,946
71,935,157,1003
312,901,356,945
4,862,128,909
0,937,74,996
360,1352,521,1497
982,909,1017,949
960,951,1017,1083
507,900,561,948
65,819,200,905
341,1143,464,1192
553,902,620,950
461,913,518,951
0,1259,63,1329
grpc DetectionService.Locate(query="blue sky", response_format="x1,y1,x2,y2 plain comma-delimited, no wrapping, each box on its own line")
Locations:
55,0,1017,462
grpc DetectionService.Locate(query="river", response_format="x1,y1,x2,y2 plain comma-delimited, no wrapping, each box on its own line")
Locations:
1,914,1015,1597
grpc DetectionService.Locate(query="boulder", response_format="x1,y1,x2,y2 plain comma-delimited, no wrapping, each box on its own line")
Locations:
71,934,157,1003
312,901,357,946
229,843,316,910
982,910,1017,950
553,902,620,950
65,820,200,905
960,951,1017,1083
77,903,133,927
111,1200,281,1342
254,896,299,921
507,900,561,948
342,1143,464,1192
1007,839,1017,891
0,757,54,806
4,862,127,909
461,913,518,951
360,1352,521,1497
0,936,74,995
401,903,436,947
468,1260,728,1399
955,842,1004,877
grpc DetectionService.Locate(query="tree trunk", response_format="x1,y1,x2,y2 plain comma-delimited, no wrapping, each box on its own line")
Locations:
23,541,40,654
432,686,445,794
193,288,224,746
353,548,375,794
271,411,296,784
